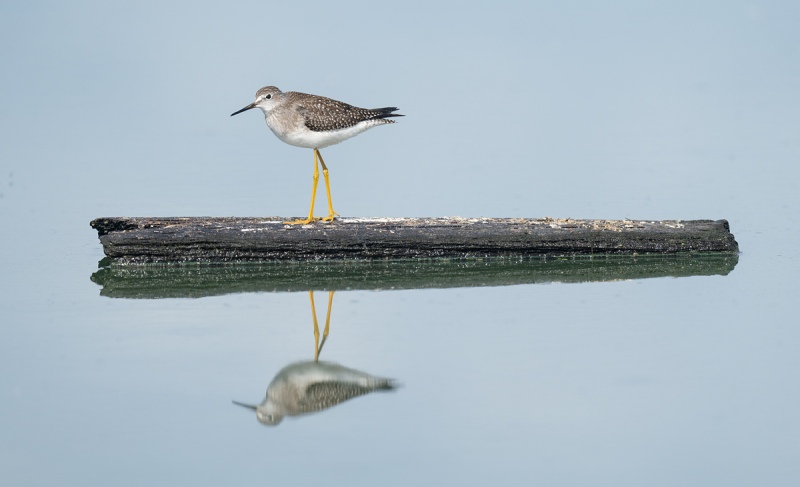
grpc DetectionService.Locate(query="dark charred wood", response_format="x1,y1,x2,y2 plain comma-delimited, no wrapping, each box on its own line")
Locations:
89,216,739,264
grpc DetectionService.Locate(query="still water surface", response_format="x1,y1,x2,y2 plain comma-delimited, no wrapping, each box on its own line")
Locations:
4,246,799,485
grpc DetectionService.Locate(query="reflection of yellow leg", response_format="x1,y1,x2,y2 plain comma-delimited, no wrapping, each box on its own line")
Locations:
286,152,321,225
311,290,335,361
309,291,321,361
319,290,334,351
316,150,339,222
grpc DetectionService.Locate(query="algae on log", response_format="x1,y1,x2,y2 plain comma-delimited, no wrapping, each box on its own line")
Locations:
91,254,740,299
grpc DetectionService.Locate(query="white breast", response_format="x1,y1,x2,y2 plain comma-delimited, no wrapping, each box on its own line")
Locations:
266,116,385,149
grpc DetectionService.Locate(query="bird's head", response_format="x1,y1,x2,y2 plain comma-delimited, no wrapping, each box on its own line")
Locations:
230,86,283,116
232,399,284,426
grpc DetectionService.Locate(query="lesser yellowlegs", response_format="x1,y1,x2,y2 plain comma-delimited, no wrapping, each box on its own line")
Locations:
233,361,396,426
231,86,403,224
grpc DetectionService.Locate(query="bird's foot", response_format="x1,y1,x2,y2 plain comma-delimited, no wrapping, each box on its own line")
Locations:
320,211,339,223
284,217,319,225
283,212,338,225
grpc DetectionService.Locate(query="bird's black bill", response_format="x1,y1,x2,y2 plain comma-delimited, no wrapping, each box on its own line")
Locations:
231,400,258,410
230,103,256,117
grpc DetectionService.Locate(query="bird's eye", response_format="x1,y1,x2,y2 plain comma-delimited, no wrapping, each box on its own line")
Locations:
265,94,272,100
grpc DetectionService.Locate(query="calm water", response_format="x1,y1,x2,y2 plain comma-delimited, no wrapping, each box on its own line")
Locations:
3,233,798,485
2,2,800,486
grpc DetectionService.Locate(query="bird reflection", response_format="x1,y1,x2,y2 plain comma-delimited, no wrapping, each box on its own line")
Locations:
233,291,398,426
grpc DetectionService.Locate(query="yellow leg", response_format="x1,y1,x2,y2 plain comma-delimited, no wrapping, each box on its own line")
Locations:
311,290,334,361
320,290,334,343
316,149,339,222
286,151,321,225
309,291,321,361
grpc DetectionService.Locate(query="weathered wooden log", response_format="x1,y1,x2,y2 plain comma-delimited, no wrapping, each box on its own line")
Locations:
90,254,739,298
89,217,738,264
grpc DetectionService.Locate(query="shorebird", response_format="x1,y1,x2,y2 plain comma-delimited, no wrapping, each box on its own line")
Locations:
231,86,403,224
233,361,397,426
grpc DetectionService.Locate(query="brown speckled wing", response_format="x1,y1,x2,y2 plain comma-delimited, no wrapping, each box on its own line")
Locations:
291,93,401,132
297,381,374,412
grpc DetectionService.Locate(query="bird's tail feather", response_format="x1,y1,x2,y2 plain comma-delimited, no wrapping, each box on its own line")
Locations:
371,107,404,119
373,378,400,391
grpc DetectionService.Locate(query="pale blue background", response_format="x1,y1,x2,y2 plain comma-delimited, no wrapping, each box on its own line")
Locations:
1,1,799,486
